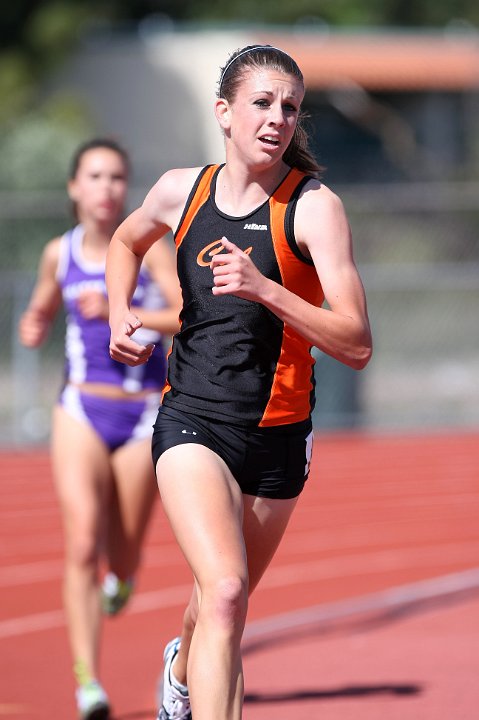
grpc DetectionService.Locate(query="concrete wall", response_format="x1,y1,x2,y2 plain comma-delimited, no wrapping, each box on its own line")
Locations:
48,29,262,190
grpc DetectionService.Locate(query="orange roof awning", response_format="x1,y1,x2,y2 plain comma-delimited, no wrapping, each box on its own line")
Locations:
256,32,479,91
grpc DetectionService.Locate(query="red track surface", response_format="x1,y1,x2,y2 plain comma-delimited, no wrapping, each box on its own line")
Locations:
1,431,478,719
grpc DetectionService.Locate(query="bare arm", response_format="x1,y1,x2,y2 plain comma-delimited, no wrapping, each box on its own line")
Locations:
211,182,372,370
106,167,197,365
77,237,182,333
138,236,182,336
18,238,63,348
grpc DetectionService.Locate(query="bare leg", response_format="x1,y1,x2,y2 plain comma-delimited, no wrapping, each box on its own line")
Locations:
157,444,248,720
170,493,298,689
242,493,298,594
108,437,157,580
169,588,198,686
51,405,112,680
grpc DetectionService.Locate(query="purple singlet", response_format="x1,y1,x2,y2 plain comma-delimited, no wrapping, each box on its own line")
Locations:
57,224,168,393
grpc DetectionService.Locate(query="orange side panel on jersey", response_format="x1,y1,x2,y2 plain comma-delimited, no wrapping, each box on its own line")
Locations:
260,170,324,427
160,342,174,403
174,165,219,249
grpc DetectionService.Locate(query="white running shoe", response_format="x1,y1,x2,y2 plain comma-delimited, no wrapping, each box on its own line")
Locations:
157,637,191,720
76,680,110,720
101,572,134,616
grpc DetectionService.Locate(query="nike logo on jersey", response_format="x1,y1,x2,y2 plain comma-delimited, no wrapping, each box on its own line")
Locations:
243,223,267,231
181,429,197,435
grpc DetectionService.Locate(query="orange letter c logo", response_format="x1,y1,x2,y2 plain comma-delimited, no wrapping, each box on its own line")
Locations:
197,240,253,267
197,239,225,267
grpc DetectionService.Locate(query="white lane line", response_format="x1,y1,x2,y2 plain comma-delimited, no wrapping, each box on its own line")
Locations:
0,584,192,639
242,566,479,651
0,609,65,639
2,540,478,588
1,568,479,642
0,560,64,586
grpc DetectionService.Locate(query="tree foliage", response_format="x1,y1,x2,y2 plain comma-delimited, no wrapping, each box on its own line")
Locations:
1,0,477,187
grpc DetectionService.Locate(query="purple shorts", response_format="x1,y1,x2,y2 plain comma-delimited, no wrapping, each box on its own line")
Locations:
59,385,160,452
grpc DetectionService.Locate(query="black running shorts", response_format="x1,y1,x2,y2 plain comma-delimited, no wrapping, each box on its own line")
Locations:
151,405,314,500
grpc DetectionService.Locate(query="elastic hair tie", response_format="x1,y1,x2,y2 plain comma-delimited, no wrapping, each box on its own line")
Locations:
218,45,286,96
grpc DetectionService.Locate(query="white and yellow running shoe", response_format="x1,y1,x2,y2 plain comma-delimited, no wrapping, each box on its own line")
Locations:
76,680,110,720
101,572,134,616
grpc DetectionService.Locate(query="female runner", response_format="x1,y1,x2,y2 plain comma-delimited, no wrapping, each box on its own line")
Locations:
19,138,181,719
106,45,372,720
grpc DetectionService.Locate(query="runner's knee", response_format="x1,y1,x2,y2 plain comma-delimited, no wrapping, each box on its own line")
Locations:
202,576,248,631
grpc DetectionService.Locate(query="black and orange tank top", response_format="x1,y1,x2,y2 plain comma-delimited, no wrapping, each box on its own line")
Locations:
162,164,324,427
